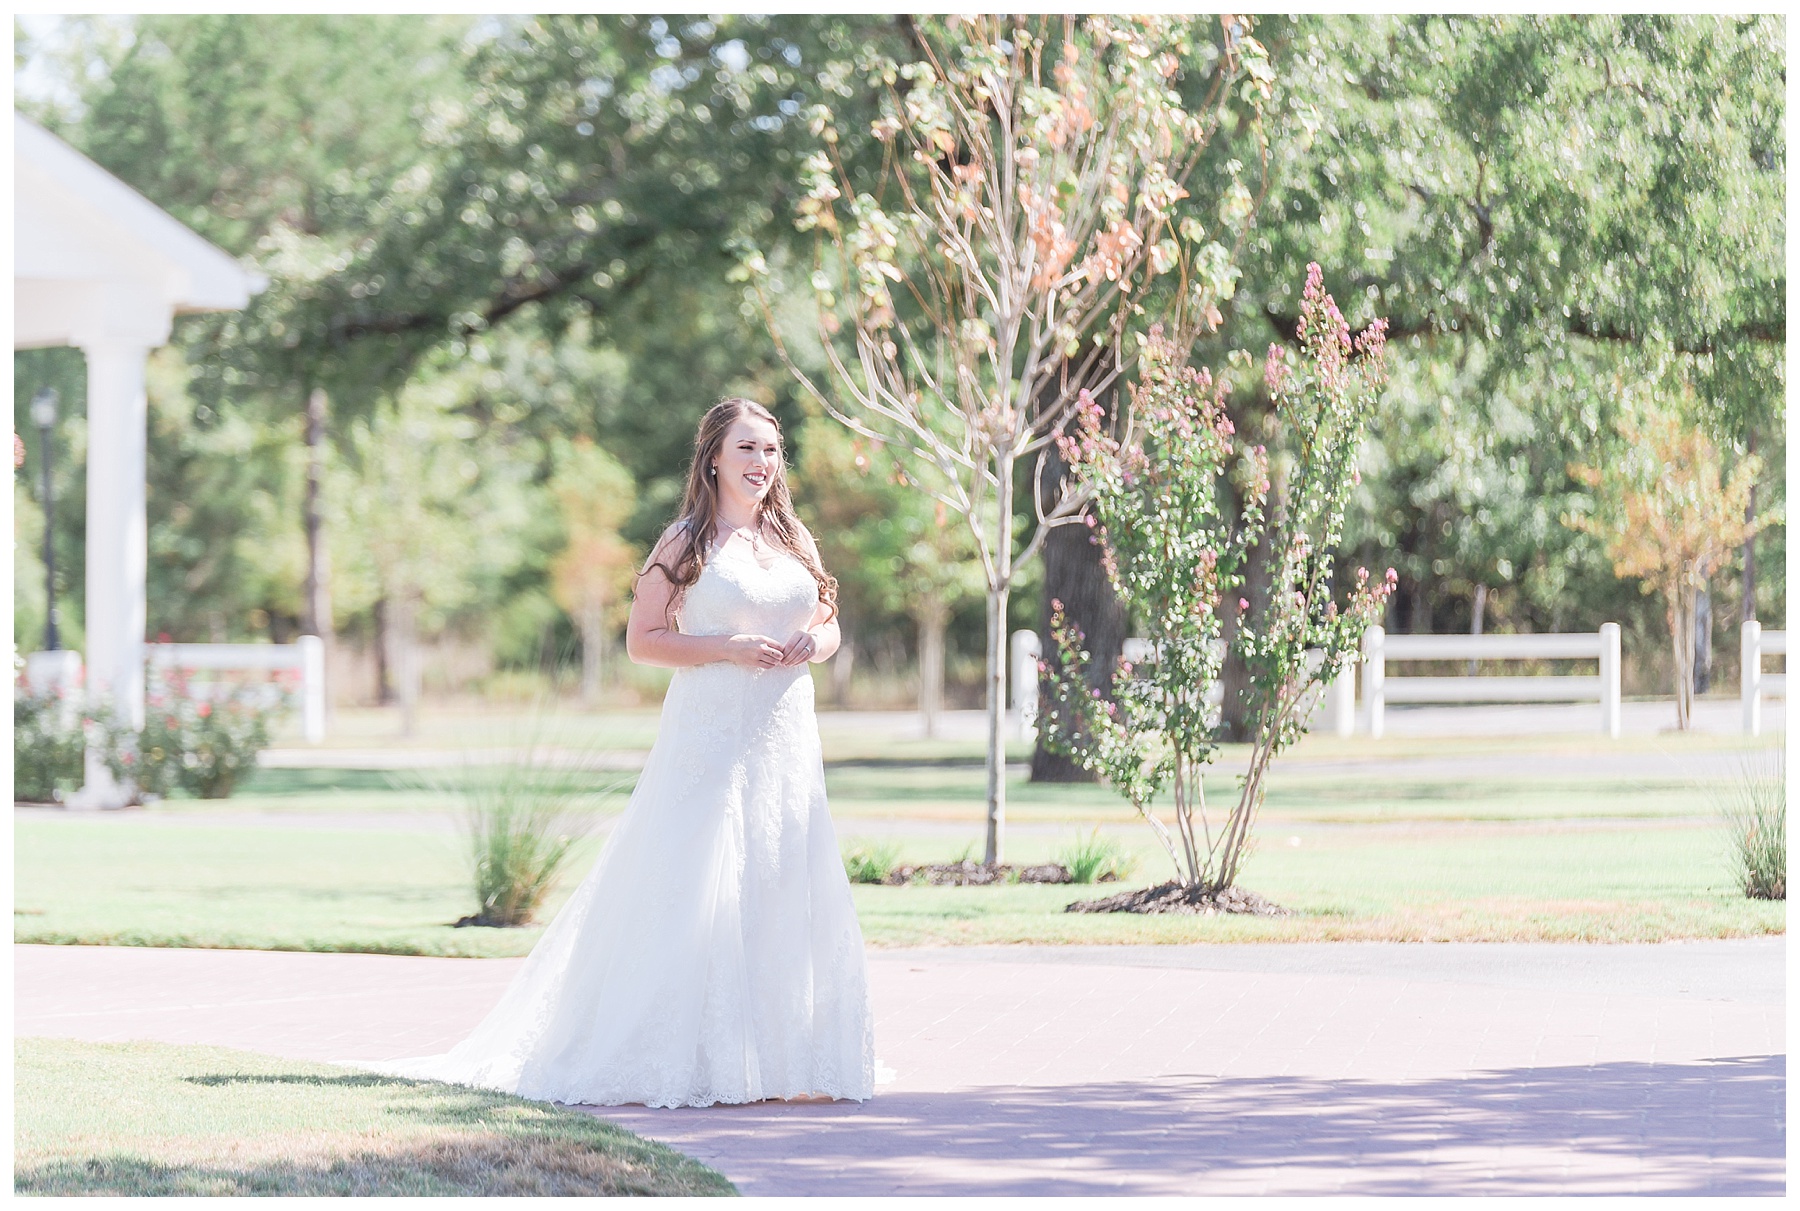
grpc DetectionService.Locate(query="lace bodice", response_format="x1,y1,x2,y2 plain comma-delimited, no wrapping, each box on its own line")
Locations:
678,537,819,640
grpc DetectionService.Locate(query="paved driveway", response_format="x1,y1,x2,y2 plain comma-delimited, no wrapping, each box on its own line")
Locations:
15,939,1782,1195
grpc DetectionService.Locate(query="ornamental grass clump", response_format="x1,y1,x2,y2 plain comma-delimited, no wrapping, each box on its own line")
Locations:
456,756,609,928
842,840,902,885
1042,266,1393,899
1057,827,1135,884
1719,749,1785,901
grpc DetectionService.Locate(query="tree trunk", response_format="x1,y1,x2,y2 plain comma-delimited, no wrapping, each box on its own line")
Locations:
917,598,947,740
1217,523,1273,742
1467,583,1487,675
1032,348,1126,780
983,581,1009,866
831,638,855,707
1742,430,1758,622
1669,577,1695,731
388,593,421,736
578,599,605,705
1031,514,1125,782
373,597,393,705
1693,586,1712,696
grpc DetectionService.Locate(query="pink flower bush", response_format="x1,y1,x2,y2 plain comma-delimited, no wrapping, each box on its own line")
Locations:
1039,266,1394,893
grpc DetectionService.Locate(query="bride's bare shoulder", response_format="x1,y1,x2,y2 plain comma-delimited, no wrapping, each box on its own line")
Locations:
791,520,823,560
640,520,695,578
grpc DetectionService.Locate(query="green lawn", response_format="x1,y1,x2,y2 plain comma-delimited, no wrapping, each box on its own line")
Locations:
14,1039,733,1196
14,758,1782,952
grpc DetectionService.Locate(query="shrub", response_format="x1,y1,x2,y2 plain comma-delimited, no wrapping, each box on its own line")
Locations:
842,840,901,885
1057,828,1135,884
1721,749,1785,901
12,687,86,803
1041,271,1393,895
116,672,284,800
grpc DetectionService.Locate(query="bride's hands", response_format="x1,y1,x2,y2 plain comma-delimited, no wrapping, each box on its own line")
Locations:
723,634,787,669
777,630,818,666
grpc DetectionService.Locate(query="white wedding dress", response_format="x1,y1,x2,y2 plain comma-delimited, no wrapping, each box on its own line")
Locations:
365,537,876,1108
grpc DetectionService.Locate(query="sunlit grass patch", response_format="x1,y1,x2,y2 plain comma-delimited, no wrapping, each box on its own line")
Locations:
14,754,1783,952
13,1039,733,1196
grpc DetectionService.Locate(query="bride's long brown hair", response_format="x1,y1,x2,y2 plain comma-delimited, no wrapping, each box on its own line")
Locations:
641,398,838,624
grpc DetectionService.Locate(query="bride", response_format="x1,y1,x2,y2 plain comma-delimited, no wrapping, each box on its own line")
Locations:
369,398,876,1108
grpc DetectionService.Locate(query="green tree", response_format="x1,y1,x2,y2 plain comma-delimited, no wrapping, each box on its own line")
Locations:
19,15,471,652
1567,368,1776,729
768,14,1271,865
547,436,639,703
796,418,982,735
1203,13,1782,708
329,362,545,731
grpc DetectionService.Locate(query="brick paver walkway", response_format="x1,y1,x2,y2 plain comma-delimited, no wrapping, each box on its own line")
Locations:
15,940,1783,1195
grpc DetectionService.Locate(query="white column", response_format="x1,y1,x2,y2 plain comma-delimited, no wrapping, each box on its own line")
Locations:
70,340,150,808
1010,628,1041,742
297,633,326,744
1362,625,1386,739
1741,620,1762,737
1325,657,1356,738
1599,621,1622,739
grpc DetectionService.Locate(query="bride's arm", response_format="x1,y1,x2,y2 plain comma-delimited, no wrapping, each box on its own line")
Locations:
626,526,785,670
783,525,842,665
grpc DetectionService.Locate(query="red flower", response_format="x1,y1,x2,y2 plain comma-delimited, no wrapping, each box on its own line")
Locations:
197,702,212,718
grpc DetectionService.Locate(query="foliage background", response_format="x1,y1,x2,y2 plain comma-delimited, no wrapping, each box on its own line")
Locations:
12,14,1783,704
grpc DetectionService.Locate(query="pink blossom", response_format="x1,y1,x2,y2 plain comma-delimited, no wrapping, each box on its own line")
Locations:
1264,344,1290,394
1238,598,1250,613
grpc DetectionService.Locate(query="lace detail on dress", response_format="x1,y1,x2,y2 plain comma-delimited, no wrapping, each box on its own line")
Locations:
359,539,874,1108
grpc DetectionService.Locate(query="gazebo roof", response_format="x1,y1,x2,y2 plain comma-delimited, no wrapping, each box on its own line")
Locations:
14,110,265,350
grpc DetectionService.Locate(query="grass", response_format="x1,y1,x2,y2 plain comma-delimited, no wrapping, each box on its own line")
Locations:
12,818,596,957
13,1038,734,1196
1056,826,1136,884
1717,747,1786,900
841,838,902,884
848,821,1785,944
15,756,1784,952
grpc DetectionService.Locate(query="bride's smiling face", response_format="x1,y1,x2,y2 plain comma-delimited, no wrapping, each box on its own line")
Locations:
711,414,783,512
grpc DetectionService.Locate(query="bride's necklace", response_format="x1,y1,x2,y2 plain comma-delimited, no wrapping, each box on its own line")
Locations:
715,517,764,551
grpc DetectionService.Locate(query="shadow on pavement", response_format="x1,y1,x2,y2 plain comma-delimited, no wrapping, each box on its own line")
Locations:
595,1054,1786,1195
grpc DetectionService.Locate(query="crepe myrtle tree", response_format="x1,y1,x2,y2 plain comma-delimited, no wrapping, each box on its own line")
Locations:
1042,267,1394,894
741,14,1272,866
1565,368,1776,732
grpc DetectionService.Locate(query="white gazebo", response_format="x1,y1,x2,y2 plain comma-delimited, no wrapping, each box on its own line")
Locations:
14,111,265,806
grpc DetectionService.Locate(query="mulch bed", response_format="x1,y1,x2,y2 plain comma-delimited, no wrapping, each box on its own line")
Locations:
882,861,1110,887
1064,881,1290,916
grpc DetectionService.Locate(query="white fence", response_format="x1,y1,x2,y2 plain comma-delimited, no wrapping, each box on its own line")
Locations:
1741,620,1786,737
1009,629,1354,741
145,637,326,743
1363,624,1621,739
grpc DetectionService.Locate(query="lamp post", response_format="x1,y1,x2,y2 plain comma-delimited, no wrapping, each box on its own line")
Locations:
30,387,60,651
